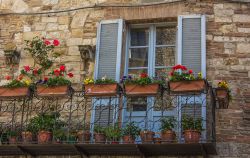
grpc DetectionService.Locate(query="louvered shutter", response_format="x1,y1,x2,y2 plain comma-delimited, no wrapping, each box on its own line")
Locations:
91,19,123,128
177,15,206,77
94,106,114,127
94,19,123,81
177,15,206,139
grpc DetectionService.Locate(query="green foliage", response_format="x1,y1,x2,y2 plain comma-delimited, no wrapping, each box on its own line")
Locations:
160,116,176,132
95,78,116,84
4,79,28,88
122,73,163,86
27,112,65,134
24,36,56,70
122,122,141,139
53,128,67,141
46,77,71,87
104,124,122,141
94,125,105,134
181,115,203,132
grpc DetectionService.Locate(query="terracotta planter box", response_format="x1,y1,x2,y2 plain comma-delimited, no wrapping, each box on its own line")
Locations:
169,80,206,94
124,84,159,96
0,87,30,98
183,130,201,143
215,88,230,109
84,84,118,97
36,85,69,97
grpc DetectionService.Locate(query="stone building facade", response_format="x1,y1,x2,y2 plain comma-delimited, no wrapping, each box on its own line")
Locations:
0,0,250,157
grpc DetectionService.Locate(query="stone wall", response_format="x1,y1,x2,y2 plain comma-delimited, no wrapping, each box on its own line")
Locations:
0,0,250,158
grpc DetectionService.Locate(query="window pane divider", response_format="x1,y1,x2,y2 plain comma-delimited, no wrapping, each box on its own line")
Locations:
129,46,149,49
128,67,148,69
156,44,175,47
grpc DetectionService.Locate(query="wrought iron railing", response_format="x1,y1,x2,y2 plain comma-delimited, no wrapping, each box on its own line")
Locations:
0,83,216,146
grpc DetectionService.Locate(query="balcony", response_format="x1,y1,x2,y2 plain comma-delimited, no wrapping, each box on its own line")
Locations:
0,83,217,157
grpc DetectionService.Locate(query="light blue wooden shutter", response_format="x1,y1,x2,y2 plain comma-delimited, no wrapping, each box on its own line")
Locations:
177,15,206,77
95,19,123,81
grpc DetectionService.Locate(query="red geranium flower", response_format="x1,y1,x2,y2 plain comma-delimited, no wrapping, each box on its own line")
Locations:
188,69,193,74
170,71,174,76
44,77,48,81
53,39,60,46
54,69,60,76
181,65,187,71
67,72,74,78
140,73,148,78
5,75,11,80
24,66,30,72
33,69,38,75
59,65,66,72
44,40,51,45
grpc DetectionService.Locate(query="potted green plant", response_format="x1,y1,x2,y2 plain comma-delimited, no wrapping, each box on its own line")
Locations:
122,73,161,96
67,130,77,144
21,130,33,144
27,112,65,144
182,115,203,143
105,124,121,144
122,122,140,144
6,129,18,144
168,64,206,93
76,124,91,144
84,76,118,97
53,128,66,144
160,116,176,143
36,65,74,97
94,125,106,144
140,129,155,144
215,80,232,109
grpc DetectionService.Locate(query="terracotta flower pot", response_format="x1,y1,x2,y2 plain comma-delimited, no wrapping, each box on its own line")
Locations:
140,131,155,144
37,131,52,144
215,88,229,109
8,136,17,144
77,130,91,143
21,131,33,143
94,133,106,144
84,84,118,97
124,84,159,96
0,87,30,98
169,80,206,93
161,130,176,143
184,130,201,143
36,85,69,97
111,141,119,144
123,135,135,144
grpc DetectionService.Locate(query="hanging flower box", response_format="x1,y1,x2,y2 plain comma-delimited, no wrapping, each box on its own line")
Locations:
169,79,206,94
215,80,231,109
0,87,30,98
84,83,118,97
36,85,70,97
124,83,159,96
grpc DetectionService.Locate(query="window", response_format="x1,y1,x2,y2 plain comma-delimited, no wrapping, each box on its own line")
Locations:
126,24,177,77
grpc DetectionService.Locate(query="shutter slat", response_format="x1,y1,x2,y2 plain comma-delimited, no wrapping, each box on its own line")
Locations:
97,23,119,80
182,18,202,74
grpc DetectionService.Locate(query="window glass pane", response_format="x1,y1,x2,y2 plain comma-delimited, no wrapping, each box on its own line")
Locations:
129,48,148,67
155,47,175,67
155,68,172,79
127,97,147,111
156,26,176,45
131,28,149,46
128,69,147,76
